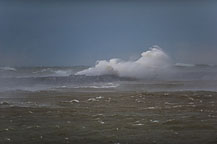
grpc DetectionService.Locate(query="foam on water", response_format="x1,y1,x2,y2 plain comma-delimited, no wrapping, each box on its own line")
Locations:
32,68,73,77
54,70,72,76
76,45,171,78
1,47,217,92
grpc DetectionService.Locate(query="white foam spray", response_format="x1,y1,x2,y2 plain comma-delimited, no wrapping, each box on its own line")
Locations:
76,45,172,78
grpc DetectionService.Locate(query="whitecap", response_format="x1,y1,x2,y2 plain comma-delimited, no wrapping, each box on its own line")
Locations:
76,45,171,78
0,67,16,71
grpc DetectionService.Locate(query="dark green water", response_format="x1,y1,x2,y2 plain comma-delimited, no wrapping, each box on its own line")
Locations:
0,90,217,144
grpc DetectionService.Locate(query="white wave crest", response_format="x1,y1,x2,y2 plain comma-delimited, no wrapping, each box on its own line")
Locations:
33,68,73,76
76,45,172,78
175,63,195,67
0,67,16,71
54,70,72,76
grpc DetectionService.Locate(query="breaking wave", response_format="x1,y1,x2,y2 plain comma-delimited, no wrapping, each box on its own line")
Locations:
175,63,195,67
32,68,73,76
76,45,172,78
0,67,16,71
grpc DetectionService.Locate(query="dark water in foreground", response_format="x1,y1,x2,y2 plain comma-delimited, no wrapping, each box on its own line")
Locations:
0,90,217,144
0,66,217,143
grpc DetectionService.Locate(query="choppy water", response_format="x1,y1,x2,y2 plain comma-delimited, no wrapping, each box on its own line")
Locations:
0,65,217,92
0,65,217,143
0,91,217,144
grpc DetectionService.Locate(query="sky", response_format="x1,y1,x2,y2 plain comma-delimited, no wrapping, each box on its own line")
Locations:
0,0,217,66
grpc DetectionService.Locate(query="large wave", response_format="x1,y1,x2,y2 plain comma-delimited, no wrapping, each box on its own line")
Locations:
76,45,172,78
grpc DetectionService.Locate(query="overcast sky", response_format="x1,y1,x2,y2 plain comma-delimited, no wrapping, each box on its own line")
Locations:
0,0,217,66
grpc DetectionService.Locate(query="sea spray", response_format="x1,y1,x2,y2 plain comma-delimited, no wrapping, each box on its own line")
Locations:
76,45,172,78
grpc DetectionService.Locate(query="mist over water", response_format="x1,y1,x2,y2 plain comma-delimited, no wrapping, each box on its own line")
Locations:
76,45,172,79
1,50,217,144
1,46,217,92
76,45,217,81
